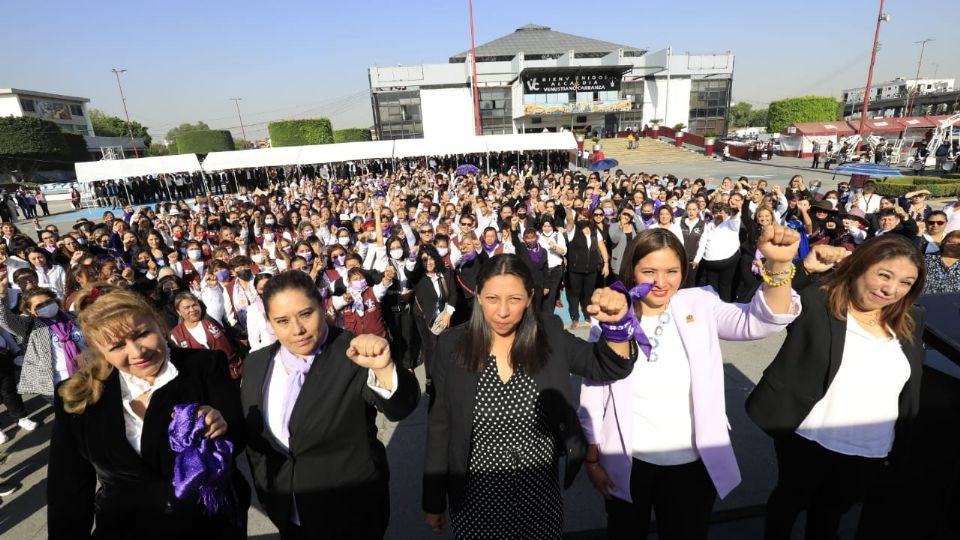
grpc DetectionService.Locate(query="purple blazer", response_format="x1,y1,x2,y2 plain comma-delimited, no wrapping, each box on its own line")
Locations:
578,286,801,500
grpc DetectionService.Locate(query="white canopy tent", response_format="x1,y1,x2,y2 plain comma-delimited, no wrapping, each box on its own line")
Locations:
296,140,395,164
74,154,202,183
392,137,490,159
200,147,301,171
482,132,578,153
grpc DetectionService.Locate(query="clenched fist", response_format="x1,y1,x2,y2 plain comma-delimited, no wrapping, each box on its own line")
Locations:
585,287,630,323
347,334,392,371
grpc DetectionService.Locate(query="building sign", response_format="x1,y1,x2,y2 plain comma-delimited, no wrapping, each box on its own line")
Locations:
35,101,72,121
522,71,621,94
524,99,633,116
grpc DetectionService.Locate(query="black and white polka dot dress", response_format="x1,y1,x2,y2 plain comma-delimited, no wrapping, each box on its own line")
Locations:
452,355,563,540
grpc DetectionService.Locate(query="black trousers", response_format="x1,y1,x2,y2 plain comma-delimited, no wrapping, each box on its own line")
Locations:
412,309,438,378
541,265,564,314
0,355,25,419
382,301,419,370
764,433,884,540
281,481,389,540
698,252,740,302
606,458,716,540
811,154,820,168
565,270,597,323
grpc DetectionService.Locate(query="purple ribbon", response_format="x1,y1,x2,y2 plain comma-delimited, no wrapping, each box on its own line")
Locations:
598,281,655,359
168,403,238,522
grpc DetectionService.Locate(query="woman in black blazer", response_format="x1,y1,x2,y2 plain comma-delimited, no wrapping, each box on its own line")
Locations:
241,270,420,540
512,227,549,313
408,243,458,380
747,236,928,540
422,254,637,539
48,287,249,540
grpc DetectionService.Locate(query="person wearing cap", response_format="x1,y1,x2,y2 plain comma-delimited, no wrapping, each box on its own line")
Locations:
839,208,870,249
808,200,843,247
900,189,933,222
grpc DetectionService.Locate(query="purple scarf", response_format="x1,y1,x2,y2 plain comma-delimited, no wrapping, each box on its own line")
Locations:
526,243,544,264
482,241,500,255
276,327,328,440
608,281,656,360
169,403,238,522
47,314,81,376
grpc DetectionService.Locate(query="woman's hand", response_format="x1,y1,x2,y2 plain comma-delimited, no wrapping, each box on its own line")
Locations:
196,405,227,439
424,512,446,534
601,261,610,278
803,245,850,274
347,334,392,371
586,287,629,323
757,225,800,267
585,462,617,499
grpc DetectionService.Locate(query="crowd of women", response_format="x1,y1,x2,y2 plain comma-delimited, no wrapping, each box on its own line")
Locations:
0,162,957,539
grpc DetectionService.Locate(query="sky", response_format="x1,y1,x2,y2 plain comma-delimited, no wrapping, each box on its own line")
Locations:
3,0,957,142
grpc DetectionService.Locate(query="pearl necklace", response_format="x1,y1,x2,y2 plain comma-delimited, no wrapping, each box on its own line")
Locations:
645,306,672,362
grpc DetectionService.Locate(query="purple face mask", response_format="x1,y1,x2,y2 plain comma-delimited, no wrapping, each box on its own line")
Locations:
215,269,231,282
334,255,346,267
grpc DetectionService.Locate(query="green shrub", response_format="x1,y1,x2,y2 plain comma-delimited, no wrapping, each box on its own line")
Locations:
60,132,91,162
269,119,333,147
176,130,235,154
875,176,960,197
767,96,840,133
333,128,372,144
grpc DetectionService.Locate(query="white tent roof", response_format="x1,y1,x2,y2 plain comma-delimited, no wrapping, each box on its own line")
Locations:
393,137,490,159
482,132,578,153
74,154,202,183
201,147,301,171
297,140,395,164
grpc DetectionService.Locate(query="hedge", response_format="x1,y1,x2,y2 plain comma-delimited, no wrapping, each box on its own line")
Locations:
875,176,960,197
767,96,841,133
176,130,235,154
269,119,333,147
333,128,372,144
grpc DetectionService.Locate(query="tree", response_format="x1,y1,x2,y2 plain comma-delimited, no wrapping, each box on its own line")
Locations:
89,108,152,146
728,102,755,128
269,119,334,147
747,108,768,128
333,128,372,143
233,138,251,150
148,143,171,157
61,132,92,163
766,96,840,133
0,116,68,178
176,130,235,154
165,121,211,150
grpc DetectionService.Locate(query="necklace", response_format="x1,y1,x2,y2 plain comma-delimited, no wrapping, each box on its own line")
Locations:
644,306,672,362
850,309,879,327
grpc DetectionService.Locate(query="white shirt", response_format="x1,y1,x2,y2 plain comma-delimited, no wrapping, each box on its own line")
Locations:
650,222,685,246
538,232,567,268
694,216,741,263
186,323,209,348
796,316,910,458
629,313,700,465
118,358,180,455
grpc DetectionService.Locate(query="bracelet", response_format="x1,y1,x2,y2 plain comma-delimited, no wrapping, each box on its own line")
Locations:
764,265,794,277
761,264,796,287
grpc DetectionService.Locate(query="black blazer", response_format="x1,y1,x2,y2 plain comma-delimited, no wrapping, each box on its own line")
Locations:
422,313,638,515
514,242,548,290
241,326,420,535
746,276,925,460
408,264,458,323
47,348,249,540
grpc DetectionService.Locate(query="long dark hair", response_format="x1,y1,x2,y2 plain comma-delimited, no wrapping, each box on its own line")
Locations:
819,235,926,343
456,254,550,374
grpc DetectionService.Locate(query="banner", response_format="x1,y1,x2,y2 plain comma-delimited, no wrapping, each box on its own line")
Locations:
35,100,72,121
523,99,633,116
522,70,621,94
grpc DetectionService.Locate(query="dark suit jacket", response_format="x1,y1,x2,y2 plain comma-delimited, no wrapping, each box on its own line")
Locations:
241,326,420,535
408,264,458,324
514,243,549,291
746,274,925,461
422,314,638,515
48,348,248,540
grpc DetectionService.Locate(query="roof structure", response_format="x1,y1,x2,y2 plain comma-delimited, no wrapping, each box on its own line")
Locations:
450,24,645,62
0,88,90,103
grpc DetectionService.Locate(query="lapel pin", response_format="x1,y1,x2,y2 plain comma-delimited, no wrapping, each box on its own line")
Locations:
686,314,695,323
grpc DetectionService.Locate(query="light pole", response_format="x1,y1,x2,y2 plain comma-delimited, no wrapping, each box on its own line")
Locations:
905,38,934,117
468,0,482,136
230,97,247,146
111,68,140,158
855,1,890,151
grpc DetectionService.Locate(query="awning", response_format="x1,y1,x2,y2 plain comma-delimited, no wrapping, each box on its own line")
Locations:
482,132,578,152
783,122,856,137
392,137,490,159
297,140,395,164
74,154,202,183
201,147,301,171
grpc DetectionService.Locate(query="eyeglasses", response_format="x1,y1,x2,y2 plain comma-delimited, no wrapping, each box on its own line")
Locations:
926,220,946,225
419,230,433,234
460,222,473,227
593,213,604,217
621,213,634,218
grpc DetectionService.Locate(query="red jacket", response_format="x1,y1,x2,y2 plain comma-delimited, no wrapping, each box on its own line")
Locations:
340,288,387,338
171,317,242,379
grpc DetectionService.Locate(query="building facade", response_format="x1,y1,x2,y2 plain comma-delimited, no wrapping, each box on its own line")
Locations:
369,24,734,140
0,88,95,135
841,78,958,119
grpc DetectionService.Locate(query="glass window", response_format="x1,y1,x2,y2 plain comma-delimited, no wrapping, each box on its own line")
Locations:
20,98,35,112
70,105,84,116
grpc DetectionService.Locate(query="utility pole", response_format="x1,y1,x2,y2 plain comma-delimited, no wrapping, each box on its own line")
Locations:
230,97,247,146
905,38,934,117
111,68,140,157
468,0,482,136
855,0,890,150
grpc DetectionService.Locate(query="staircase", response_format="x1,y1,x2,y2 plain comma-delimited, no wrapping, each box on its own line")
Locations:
595,137,715,168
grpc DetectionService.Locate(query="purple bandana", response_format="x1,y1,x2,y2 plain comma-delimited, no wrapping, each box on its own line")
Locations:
526,243,544,264
598,281,656,359
482,241,500,255
169,403,238,522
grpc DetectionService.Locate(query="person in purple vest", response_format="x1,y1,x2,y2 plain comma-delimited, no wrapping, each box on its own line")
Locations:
578,226,802,539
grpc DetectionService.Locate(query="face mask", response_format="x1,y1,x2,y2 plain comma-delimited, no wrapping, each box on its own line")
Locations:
300,267,312,275
77,238,86,245
251,254,265,264
299,251,313,262
603,207,614,217
338,237,350,246
156,259,166,267
282,246,293,255
526,240,539,249
264,233,275,242
334,255,346,267
575,220,591,229
368,232,377,241
350,280,367,292
826,198,838,208
35,303,59,319
641,212,654,221
225,247,233,255
461,250,478,263
215,270,231,282
236,269,253,281
303,230,314,238
437,247,449,257
265,219,275,225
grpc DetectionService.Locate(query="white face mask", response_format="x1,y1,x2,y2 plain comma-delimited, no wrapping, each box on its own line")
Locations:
251,254,265,264
187,249,202,260
338,237,350,246
35,303,59,319
437,247,449,257
264,233,275,242
368,232,377,241
265,219,275,225
390,249,404,260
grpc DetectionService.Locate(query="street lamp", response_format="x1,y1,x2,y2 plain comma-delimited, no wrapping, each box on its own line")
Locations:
855,2,890,151
904,38,934,117
111,68,140,158
230,97,247,146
